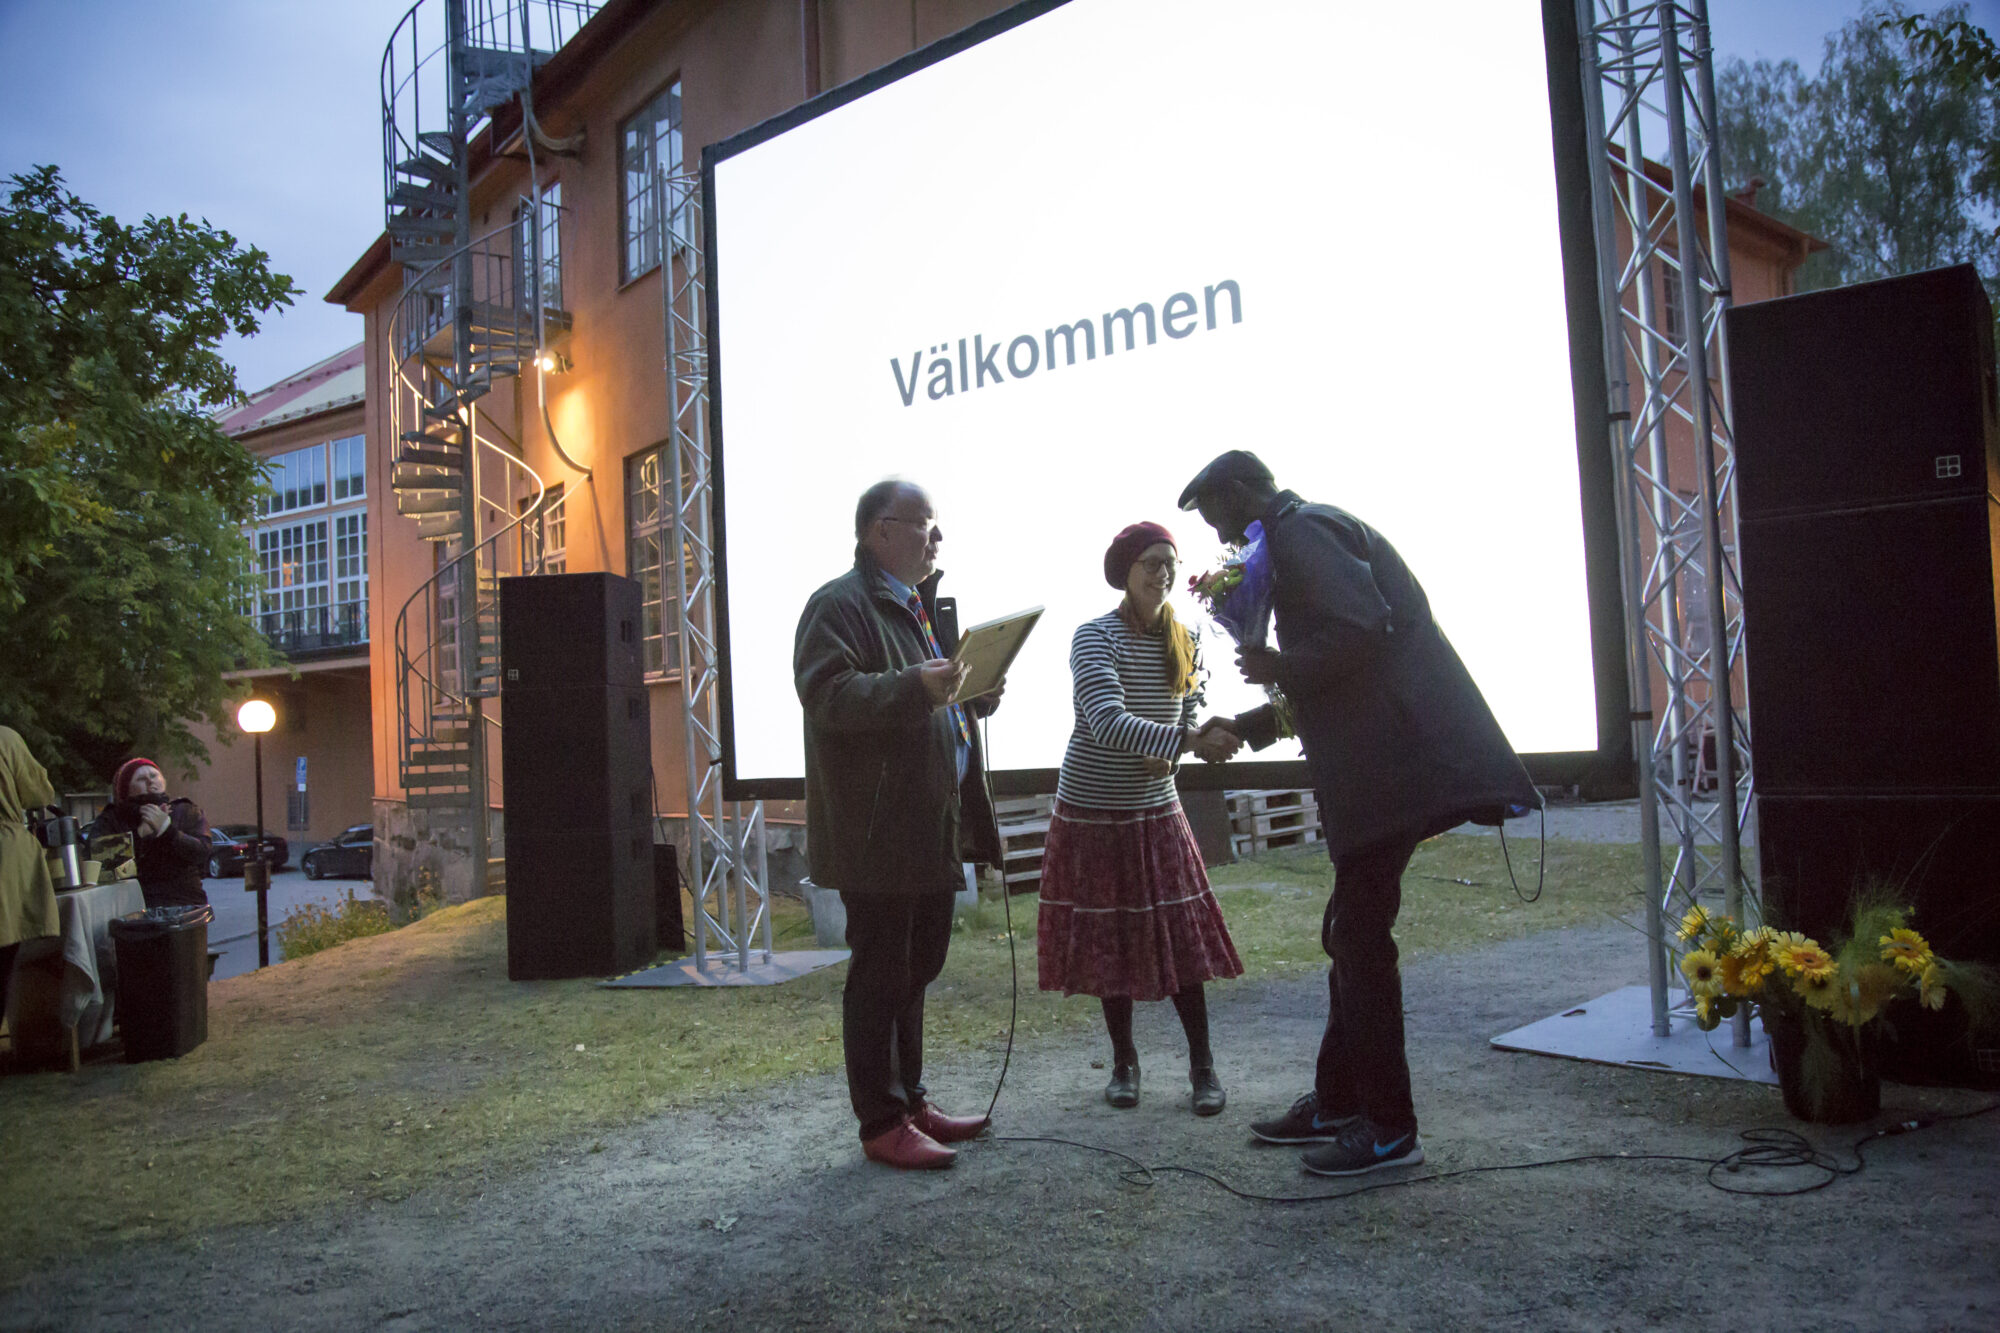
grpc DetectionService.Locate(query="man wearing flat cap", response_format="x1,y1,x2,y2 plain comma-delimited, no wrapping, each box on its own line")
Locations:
1178,449,1538,1177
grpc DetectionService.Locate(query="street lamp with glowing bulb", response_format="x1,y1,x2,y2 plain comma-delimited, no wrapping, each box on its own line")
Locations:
237,699,276,967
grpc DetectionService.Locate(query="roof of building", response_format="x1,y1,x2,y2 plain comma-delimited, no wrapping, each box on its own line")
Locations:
216,342,366,438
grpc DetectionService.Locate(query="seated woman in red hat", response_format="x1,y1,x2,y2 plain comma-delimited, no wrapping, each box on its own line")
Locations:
1035,522,1245,1115
92,758,212,909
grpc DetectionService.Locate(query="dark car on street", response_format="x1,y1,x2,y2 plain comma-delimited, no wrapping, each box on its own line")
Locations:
205,827,290,878
301,824,374,880
214,824,289,872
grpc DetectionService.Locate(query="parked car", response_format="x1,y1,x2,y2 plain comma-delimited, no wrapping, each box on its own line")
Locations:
205,827,290,879
301,824,374,880
214,824,289,871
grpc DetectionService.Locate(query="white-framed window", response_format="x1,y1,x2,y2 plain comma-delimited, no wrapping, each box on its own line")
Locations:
520,483,566,575
331,434,366,502
333,510,368,640
626,446,698,675
261,444,328,517
620,79,683,284
517,181,564,313
246,432,369,653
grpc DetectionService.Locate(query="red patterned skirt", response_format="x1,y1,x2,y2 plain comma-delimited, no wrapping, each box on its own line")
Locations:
1035,799,1244,1001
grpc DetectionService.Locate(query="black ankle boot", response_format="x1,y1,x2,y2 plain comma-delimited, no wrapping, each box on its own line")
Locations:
1190,1066,1226,1116
1105,1061,1140,1108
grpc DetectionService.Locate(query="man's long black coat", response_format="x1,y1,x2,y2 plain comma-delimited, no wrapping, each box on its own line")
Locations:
1232,491,1538,860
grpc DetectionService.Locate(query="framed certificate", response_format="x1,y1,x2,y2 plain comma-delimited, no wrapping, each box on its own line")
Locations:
951,606,1043,702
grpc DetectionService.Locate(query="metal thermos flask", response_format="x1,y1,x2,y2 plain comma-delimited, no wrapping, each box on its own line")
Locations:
38,814,81,888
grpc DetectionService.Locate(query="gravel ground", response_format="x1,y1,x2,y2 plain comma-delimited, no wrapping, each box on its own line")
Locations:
5,903,1994,1332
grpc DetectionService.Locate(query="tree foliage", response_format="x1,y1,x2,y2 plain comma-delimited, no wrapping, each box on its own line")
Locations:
1717,2,2000,293
0,166,300,790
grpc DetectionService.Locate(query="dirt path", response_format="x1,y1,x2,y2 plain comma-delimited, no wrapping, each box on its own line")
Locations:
6,918,1996,1332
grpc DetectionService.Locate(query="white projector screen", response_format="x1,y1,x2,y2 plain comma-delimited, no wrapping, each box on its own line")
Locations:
707,0,1614,796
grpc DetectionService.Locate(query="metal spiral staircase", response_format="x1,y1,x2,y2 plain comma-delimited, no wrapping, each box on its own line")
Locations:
380,0,597,886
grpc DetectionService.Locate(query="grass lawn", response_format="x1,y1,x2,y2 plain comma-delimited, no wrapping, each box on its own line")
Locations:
0,833,1643,1281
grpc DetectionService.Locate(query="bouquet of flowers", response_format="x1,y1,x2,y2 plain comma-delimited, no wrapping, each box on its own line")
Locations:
1675,895,1999,1120
1187,520,1294,737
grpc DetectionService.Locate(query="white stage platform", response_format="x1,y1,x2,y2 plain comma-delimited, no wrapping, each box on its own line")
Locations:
1491,984,1777,1086
601,948,850,989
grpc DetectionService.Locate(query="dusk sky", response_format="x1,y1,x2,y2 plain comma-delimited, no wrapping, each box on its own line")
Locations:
3,0,1994,398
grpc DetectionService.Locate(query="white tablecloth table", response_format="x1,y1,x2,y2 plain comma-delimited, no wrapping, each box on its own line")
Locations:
4,880,147,1068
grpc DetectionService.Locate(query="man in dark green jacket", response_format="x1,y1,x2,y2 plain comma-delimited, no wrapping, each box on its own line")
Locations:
1180,450,1538,1179
795,479,1004,1170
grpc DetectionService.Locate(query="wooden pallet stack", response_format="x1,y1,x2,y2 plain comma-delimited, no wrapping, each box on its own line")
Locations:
993,795,1055,896
1227,788,1321,856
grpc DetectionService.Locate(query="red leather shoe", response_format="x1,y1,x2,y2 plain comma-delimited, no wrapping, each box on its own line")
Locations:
911,1102,991,1144
861,1119,957,1170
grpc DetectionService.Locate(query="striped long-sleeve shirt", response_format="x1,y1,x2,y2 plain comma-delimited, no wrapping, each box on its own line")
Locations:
1054,609,1203,809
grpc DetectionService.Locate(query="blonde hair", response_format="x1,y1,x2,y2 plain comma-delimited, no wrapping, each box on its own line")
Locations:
1121,598,1199,698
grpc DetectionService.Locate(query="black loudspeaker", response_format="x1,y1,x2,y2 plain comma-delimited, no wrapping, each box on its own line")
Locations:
654,843,685,956
1728,265,2000,1086
1731,264,1998,521
504,827,657,980
501,685,652,836
500,573,656,980
499,571,644,692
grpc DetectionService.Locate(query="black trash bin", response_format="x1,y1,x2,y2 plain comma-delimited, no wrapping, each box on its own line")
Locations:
109,905,214,1062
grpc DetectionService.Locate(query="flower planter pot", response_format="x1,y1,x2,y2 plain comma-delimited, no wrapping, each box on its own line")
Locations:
1764,1009,1880,1124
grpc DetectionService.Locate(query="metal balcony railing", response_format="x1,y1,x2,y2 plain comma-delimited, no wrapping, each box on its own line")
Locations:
257,601,369,657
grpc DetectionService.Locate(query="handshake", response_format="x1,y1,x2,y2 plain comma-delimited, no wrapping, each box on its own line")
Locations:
1143,717,1242,776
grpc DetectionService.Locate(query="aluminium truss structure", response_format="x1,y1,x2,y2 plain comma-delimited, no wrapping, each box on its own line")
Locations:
1578,0,1754,1042
660,170,774,972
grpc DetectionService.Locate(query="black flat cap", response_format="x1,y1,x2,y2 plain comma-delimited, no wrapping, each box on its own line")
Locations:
1177,449,1274,510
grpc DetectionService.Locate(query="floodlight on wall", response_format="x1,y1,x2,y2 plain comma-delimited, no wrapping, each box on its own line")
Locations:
534,350,571,374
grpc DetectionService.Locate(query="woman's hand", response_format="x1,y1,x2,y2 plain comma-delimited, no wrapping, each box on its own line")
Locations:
138,804,171,838
1141,755,1174,778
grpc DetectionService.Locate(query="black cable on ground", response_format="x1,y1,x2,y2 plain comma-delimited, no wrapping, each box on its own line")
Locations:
990,1102,2000,1204
1495,802,1546,904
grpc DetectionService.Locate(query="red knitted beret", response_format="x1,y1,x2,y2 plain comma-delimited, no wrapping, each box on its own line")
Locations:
1104,521,1176,588
112,757,161,803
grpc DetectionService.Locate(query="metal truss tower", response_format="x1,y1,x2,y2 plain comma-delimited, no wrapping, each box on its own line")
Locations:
1578,0,1753,1040
660,171,774,972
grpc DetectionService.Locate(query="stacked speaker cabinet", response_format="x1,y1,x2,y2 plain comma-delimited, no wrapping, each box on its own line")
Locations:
500,572,658,980
1729,264,2000,1087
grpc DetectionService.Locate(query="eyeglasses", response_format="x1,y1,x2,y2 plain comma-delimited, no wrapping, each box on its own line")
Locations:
1135,556,1177,576
880,516,942,540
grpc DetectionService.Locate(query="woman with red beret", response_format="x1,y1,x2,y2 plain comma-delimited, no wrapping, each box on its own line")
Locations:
1035,522,1245,1115
91,758,212,909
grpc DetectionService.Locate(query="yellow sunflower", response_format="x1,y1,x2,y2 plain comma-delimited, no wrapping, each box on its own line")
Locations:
1827,962,1902,1026
1919,963,1949,1011
1694,994,1720,1029
1778,941,1835,981
1718,951,1763,998
1771,930,1810,953
1879,927,1933,975
1680,948,1724,998
1793,968,1840,1012
1730,935,1778,985
1677,905,1712,946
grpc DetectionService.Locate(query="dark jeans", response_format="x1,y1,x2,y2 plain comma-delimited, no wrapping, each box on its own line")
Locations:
1313,834,1420,1137
839,888,956,1140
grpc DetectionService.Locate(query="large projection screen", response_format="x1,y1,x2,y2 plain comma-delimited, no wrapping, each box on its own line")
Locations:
707,0,1619,800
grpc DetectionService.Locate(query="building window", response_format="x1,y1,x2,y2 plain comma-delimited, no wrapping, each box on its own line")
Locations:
626,446,699,674
620,80,683,284
517,181,564,313
331,434,366,502
261,444,328,517
520,483,566,575
333,510,368,641
1659,258,1686,342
